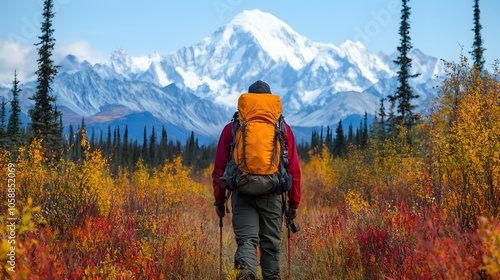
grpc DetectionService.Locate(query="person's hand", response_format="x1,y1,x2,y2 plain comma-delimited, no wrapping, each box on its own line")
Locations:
215,203,225,218
285,206,297,220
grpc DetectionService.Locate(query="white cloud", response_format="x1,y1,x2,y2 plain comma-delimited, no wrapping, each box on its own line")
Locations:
55,40,105,65
0,40,37,86
0,39,105,87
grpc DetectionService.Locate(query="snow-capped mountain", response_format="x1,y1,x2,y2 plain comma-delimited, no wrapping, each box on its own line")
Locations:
0,9,445,143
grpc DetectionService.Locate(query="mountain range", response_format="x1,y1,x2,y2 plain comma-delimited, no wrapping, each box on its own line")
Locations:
0,9,446,144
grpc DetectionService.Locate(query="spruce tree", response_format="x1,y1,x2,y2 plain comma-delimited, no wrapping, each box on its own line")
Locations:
68,123,74,157
310,130,319,152
0,97,6,147
358,119,363,145
7,71,23,148
99,130,103,149
319,126,324,148
105,125,111,156
132,139,141,165
333,120,346,157
325,125,333,151
116,126,121,149
28,0,62,155
378,97,387,140
389,0,420,131
112,127,117,148
387,94,397,136
122,125,129,168
470,0,485,72
355,127,361,146
361,112,369,148
141,127,148,162
111,126,121,173
184,131,196,166
175,140,182,157
78,117,86,160
149,126,156,165
347,123,354,144
74,123,82,160
90,127,95,150
159,125,168,163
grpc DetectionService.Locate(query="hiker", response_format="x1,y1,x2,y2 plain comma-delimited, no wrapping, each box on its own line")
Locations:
212,80,301,280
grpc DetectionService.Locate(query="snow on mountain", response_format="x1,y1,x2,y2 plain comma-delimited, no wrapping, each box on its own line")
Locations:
227,9,319,71
0,9,445,143
337,40,392,84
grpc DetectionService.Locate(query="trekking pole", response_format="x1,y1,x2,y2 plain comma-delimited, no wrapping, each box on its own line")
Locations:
282,193,290,279
287,220,291,279
284,194,300,279
219,217,223,280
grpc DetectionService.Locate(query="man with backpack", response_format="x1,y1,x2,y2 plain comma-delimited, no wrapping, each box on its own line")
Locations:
212,80,301,280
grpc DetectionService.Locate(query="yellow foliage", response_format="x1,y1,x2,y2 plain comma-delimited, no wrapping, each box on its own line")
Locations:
0,197,41,278
133,158,150,201
14,139,48,202
132,156,206,214
301,133,425,210
1,139,115,231
478,216,500,277
426,59,500,227
345,190,369,213
303,145,335,187
113,167,131,213
81,149,114,216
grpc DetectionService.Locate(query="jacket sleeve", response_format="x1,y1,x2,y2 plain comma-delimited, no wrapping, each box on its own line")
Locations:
285,124,301,209
212,123,233,205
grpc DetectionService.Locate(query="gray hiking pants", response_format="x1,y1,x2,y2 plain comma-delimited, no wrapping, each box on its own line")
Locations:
232,191,283,280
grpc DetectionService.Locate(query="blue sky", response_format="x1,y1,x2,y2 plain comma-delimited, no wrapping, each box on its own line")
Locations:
1,0,499,83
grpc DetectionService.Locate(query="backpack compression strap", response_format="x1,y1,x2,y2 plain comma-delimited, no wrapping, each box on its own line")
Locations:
224,111,239,212
278,116,291,192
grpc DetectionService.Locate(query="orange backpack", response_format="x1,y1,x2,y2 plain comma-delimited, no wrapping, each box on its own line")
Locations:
220,93,292,195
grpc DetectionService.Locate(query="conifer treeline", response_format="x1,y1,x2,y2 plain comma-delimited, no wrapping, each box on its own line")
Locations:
299,112,370,160
64,120,217,173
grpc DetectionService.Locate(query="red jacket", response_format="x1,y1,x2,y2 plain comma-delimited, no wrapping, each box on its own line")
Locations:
212,122,301,209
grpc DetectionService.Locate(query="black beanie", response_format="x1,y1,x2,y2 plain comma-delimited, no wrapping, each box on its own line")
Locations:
248,80,271,94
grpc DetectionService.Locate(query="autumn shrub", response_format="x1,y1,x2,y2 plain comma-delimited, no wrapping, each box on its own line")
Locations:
131,156,207,215
413,212,485,279
291,203,364,279
301,146,338,207
425,58,500,229
289,202,420,279
0,198,43,279
478,216,500,277
3,138,115,234
367,128,428,211
8,177,219,279
11,139,47,204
